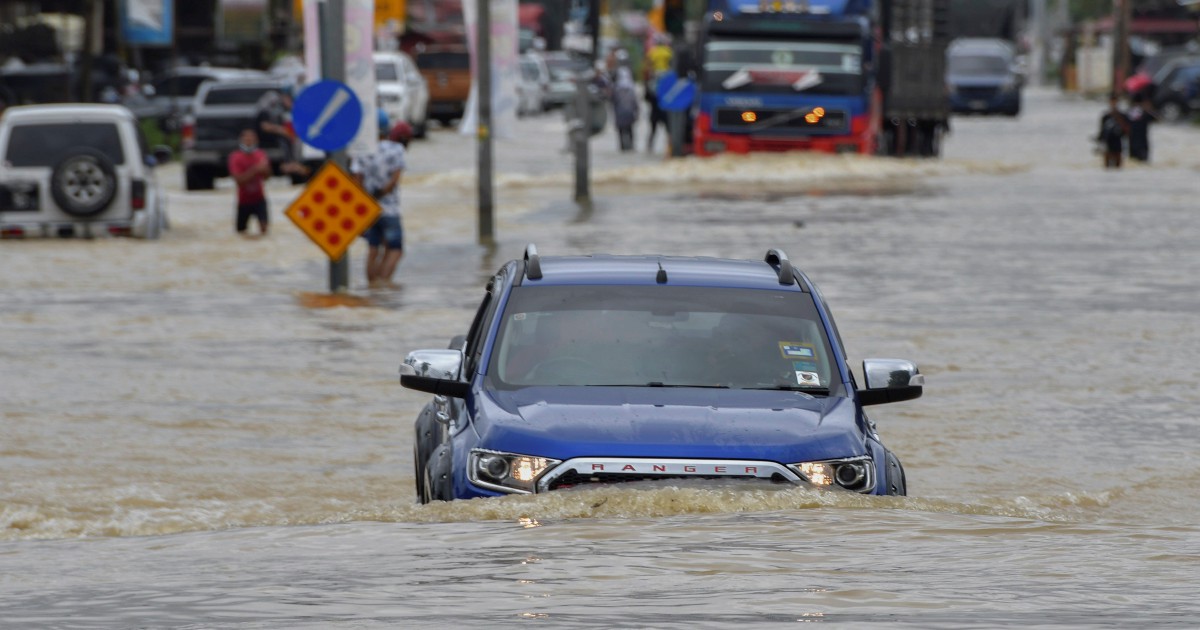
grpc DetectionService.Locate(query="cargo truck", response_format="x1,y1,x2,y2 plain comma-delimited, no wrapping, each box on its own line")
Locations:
693,0,950,157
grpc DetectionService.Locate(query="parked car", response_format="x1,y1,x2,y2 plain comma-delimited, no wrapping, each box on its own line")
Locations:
0,104,168,240
400,245,921,503
539,50,589,109
946,38,1023,117
181,77,317,190
415,45,471,126
517,53,549,116
1150,60,1200,123
374,51,430,137
145,66,268,128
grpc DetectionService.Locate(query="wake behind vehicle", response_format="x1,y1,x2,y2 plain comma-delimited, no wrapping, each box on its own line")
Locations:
0,104,168,240
400,246,922,503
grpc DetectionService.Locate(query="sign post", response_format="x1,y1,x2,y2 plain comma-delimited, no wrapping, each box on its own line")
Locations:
320,0,350,292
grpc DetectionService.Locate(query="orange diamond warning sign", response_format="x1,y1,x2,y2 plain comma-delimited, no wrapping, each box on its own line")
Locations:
285,161,381,260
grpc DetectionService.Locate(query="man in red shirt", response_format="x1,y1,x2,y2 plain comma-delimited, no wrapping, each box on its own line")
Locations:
227,128,272,236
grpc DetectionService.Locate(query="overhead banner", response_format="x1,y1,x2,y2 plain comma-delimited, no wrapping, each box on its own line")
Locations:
460,0,519,139
120,0,173,46
302,0,379,158
219,0,267,43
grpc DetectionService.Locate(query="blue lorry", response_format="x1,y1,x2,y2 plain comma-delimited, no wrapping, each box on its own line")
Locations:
693,0,951,157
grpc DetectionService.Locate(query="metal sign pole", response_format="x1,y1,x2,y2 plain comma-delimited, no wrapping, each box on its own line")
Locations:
476,0,495,244
320,0,350,292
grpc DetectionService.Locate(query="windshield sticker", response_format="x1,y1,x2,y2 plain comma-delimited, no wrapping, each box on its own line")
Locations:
796,371,821,386
779,342,815,360
792,360,818,373
513,313,526,321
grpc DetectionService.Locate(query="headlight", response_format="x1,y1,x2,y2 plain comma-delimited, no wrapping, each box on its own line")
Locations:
469,449,561,494
789,456,875,493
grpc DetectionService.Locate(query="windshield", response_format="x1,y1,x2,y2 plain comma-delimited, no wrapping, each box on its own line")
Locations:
487,285,837,391
375,62,399,82
702,38,863,95
947,54,1011,75
544,58,585,82
5,123,125,167
203,86,272,105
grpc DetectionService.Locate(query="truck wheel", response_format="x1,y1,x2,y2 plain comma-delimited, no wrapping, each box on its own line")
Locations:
425,444,453,502
185,165,214,191
413,404,439,502
884,450,907,496
1159,101,1182,123
51,149,117,217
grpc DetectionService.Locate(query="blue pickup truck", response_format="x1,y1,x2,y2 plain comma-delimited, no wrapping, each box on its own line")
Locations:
400,246,923,502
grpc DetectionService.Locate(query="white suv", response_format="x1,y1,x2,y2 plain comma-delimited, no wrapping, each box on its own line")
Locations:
374,51,429,137
0,104,168,239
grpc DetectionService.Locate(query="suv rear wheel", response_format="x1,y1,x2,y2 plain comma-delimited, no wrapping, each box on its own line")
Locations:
51,149,117,217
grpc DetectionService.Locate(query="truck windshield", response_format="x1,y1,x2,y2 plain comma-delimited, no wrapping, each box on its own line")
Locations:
487,285,838,392
703,38,863,95
947,55,1010,75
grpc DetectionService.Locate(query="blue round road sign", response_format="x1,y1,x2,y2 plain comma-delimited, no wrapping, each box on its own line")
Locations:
656,73,696,112
292,80,363,153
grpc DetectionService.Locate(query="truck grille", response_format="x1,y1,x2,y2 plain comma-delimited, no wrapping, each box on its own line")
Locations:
714,107,848,134
547,470,775,490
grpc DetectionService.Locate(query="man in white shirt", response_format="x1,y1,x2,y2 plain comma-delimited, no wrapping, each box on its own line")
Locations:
351,119,411,287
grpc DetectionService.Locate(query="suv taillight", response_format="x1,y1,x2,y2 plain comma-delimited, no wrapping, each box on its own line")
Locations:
181,117,195,149
131,179,146,209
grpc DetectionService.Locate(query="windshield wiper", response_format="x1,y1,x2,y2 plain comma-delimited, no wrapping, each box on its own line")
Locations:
646,382,730,388
746,385,830,395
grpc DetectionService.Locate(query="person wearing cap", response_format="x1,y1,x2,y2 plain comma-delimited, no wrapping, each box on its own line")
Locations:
350,116,412,288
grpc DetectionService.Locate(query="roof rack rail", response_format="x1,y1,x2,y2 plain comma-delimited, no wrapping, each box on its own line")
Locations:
764,248,795,286
524,243,543,280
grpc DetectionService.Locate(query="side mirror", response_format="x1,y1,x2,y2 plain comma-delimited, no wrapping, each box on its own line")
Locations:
858,358,924,406
152,145,173,165
399,349,470,398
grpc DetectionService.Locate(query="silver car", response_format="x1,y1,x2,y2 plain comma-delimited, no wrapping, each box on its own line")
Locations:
374,51,430,137
0,104,168,240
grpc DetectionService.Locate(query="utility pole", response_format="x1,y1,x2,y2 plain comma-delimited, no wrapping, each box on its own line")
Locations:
476,0,495,243
1112,0,1132,97
572,0,601,203
320,0,350,293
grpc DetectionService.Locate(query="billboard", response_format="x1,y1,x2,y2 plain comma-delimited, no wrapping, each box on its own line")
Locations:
120,0,174,46
219,0,268,43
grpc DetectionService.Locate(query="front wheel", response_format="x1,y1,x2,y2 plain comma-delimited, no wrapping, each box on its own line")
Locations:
1159,101,1183,123
884,450,907,496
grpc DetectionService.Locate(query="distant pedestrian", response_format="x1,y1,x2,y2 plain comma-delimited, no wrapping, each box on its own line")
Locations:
643,37,673,152
350,121,410,288
1096,95,1129,169
227,128,272,236
611,67,640,152
1126,93,1154,163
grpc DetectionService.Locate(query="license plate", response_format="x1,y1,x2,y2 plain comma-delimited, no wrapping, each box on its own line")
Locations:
969,100,988,110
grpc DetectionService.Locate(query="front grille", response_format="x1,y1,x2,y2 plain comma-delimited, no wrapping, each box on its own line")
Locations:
547,470,782,490
957,87,998,100
714,107,847,134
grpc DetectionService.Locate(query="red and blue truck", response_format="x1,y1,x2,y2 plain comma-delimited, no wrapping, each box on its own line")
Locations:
693,0,950,157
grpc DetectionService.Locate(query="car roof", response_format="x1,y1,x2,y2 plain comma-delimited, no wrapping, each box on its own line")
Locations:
0,104,136,123
520,253,808,291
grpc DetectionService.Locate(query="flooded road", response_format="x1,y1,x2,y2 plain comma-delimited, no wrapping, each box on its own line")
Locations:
3,88,1200,627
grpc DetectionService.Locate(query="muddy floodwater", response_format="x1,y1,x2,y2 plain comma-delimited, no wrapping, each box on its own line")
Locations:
3,88,1200,628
